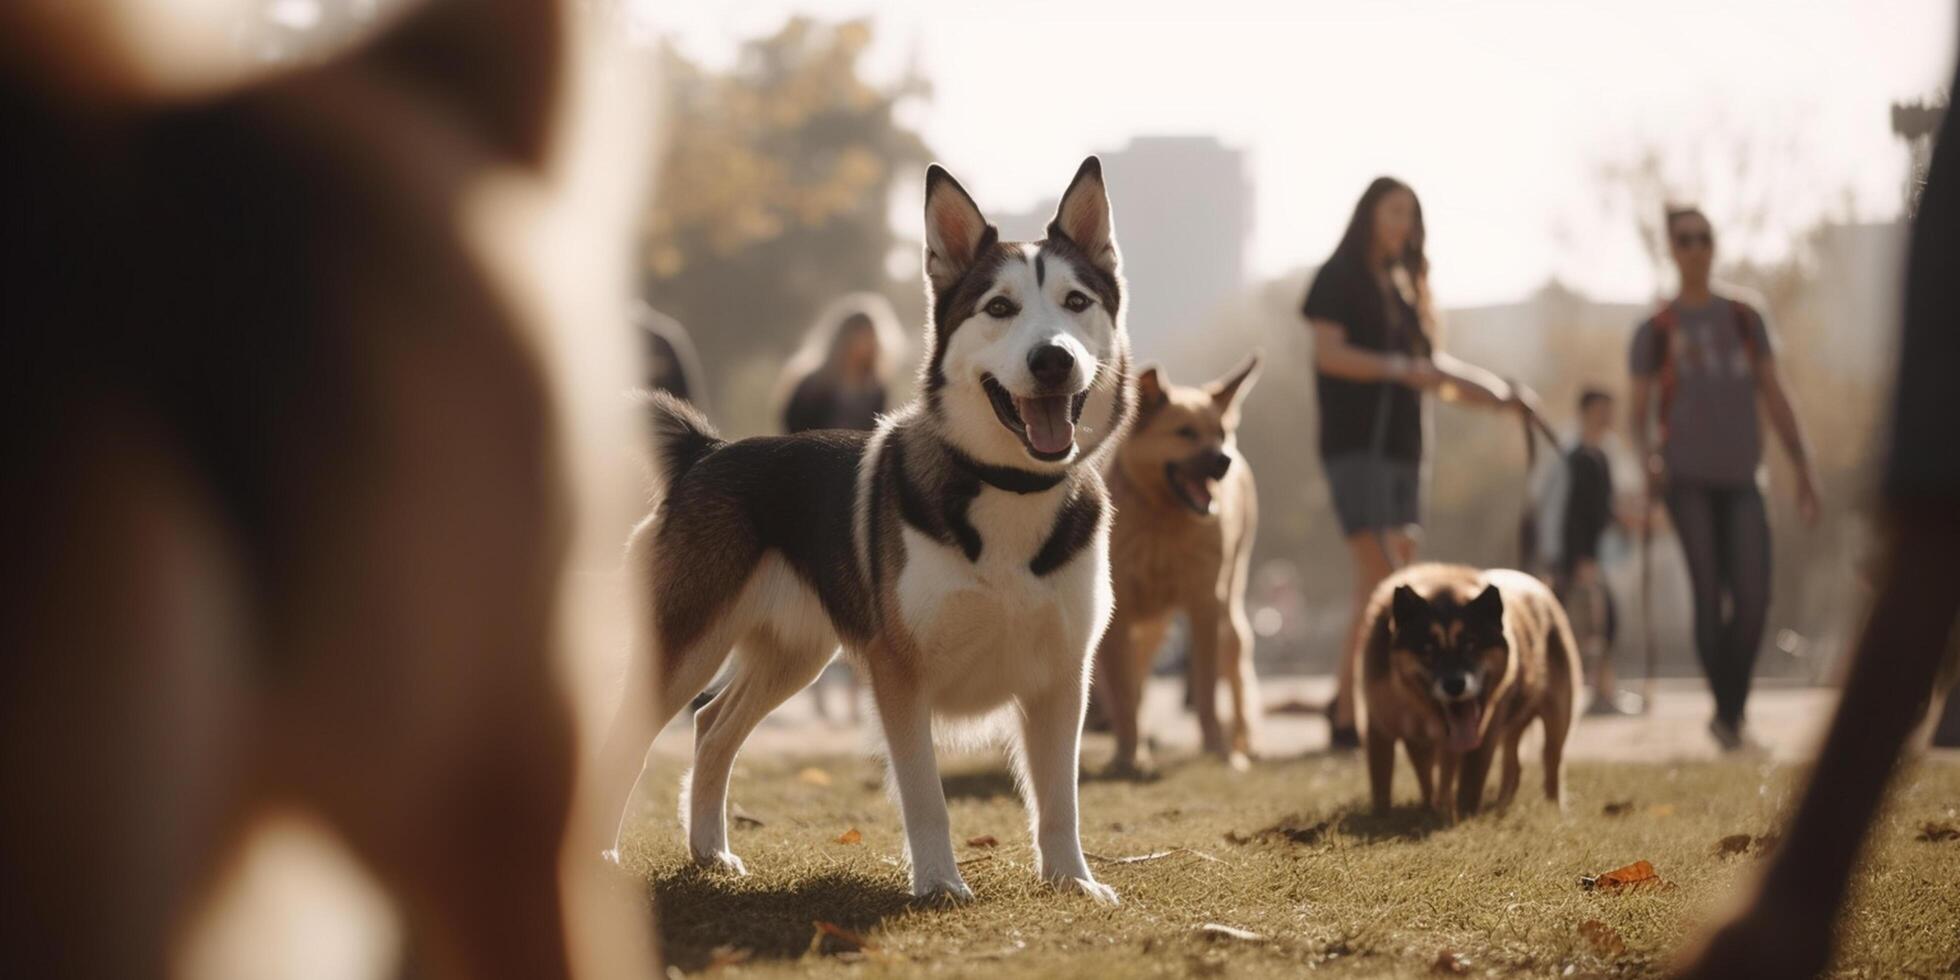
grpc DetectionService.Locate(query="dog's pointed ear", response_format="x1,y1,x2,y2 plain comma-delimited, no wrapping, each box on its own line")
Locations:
1048,156,1117,275
1136,365,1168,409
924,164,995,293
1466,583,1505,625
355,0,563,168
1390,584,1429,638
1208,351,1262,416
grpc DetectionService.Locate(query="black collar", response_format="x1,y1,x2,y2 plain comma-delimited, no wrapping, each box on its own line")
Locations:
946,445,1067,495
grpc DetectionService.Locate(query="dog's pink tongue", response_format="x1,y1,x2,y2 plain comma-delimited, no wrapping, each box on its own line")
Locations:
1182,472,1216,513
1016,395,1075,455
1444,700,1483,752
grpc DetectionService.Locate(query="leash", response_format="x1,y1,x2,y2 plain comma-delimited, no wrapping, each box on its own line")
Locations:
1508,382,1558,573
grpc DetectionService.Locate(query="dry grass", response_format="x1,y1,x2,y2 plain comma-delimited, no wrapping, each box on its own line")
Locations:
615,746,1960,978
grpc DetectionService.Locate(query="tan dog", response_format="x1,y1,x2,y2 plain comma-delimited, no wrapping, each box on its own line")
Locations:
1359,564,1579,820
1094,355,1261,775
0,1,654,976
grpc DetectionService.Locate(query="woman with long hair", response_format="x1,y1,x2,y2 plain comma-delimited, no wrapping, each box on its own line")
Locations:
774,292,905,723
778,292,905,434
1305,177,1539,749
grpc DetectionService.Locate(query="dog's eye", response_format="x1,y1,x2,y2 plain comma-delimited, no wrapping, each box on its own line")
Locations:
1063,290,1093,312
1176,425,1200,441
984,297,1019,318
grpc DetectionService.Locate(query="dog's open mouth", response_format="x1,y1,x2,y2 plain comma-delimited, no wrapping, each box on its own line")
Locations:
1164,461,1218,516
1439,698,1483,752
983,374,1088,461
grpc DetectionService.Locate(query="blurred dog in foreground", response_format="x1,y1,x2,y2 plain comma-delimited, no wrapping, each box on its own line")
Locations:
0,0,653,976
1360,565,1580,821
1672,39,1958,977
601,159,1134,905
1094,356,1262,775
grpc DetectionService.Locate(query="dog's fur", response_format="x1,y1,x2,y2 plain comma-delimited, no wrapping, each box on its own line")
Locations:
602,158,1134,904
0,2,654,976
1094,356,1262,774
1359,564,1580,821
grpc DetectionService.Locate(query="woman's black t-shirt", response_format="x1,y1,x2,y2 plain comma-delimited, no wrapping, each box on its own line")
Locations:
784,373,887,433
1303,262,1425,462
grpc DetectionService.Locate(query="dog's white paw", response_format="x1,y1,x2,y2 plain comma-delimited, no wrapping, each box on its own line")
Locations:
910,874,975,906
692,849,749,876
1050,874,1120,906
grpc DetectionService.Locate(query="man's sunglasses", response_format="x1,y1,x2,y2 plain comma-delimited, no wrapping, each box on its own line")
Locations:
1673,231,1714,249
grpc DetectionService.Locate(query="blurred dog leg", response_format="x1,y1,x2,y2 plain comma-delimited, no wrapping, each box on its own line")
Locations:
1672,507,1960,979
0,411,248,978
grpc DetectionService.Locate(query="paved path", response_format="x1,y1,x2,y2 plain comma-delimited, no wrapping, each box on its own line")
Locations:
653,674,1854,764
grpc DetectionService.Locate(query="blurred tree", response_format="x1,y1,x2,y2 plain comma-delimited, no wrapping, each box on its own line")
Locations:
644,18,931,436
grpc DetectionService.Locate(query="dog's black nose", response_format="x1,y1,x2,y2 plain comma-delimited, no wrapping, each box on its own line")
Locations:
1206,452,1232,479
1440,673,1468,698
1028,344,1074,389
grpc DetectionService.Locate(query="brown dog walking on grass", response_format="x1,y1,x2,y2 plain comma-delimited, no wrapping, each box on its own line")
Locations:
1359,564,1580,820
1094,355,1262,775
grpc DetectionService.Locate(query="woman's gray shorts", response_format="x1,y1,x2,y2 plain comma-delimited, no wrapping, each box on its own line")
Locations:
1323,453,1423,538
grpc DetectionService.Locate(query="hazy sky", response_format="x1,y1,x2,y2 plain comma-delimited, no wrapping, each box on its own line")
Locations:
650,0,1954,305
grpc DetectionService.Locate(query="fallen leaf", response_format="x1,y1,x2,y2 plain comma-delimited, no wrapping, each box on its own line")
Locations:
1918,820,1960,843
810,920,879,956
1715,834,1753,857
1197,923,1265,943
730,804,765,829
1578,919,1626,956
1267,698,1323,716
1602,800,1636,817
835,827,863,845
1229,817,1334,846
1432,947,1472,974
706,945,752,970
797,767,833,787
966,835,1000,848
1580,859,1666,892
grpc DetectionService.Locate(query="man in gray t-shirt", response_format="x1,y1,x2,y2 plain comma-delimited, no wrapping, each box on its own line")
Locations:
1628,298,1775,488
1627,207,1820,753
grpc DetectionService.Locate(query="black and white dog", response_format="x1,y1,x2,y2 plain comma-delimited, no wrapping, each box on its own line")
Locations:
601,158,1134,903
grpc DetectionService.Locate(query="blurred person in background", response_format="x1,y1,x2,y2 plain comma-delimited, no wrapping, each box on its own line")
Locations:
775,292,905,722
1305,177,1543,750
1628,206,1821,754
780,292,904,435
1561,387,1638,716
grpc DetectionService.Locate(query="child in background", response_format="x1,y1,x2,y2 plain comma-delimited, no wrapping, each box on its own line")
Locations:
1561,388,1639,715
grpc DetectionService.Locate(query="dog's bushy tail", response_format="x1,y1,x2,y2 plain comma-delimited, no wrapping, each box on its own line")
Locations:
635,389,723,494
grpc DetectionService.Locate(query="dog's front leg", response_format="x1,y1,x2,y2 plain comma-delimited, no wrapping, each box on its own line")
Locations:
1365,726,1397,814
1018,680,1119,905
1185,605,1229,760
871,670,969,903
1435,751,1462,823
1454,740,1498,818
1094,606,1149,776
